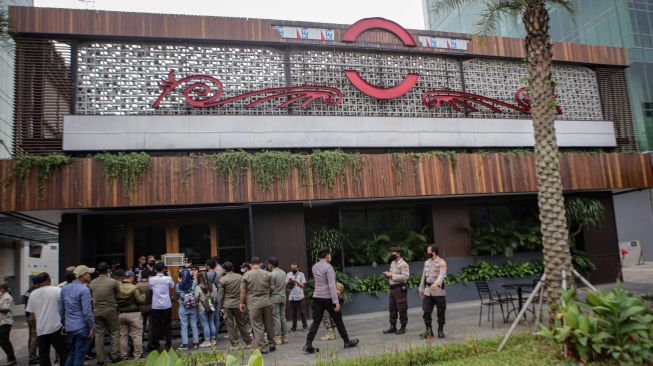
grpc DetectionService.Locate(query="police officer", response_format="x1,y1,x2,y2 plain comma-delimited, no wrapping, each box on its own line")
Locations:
382,246,409,335
418,244,447,339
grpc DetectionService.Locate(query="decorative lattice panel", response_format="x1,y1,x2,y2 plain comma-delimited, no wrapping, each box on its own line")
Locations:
76,43,286,115
289,49,463,117
463,59,603,121
75,42,604,121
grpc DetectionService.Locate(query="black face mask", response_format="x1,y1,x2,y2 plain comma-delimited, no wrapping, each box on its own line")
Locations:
292,270,298,274
148,262,155,266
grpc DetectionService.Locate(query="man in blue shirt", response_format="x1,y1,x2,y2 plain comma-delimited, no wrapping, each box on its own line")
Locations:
60,265,95,366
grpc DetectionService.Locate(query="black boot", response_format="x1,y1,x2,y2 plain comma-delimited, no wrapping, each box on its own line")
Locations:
419,325,434,339
303,344,319,354
344,338,359,349
383,324,397,334
438,324,445,338
396,325,406,335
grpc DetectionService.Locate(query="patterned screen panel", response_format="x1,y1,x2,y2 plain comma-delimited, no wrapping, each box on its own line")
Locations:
75,42,604,121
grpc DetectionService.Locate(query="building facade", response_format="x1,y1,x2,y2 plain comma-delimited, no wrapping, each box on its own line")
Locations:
2,7,652,290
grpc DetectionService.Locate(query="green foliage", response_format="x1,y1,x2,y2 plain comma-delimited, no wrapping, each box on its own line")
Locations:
538,287,653,365
207,149,364,191
446,259,545,285
306,226,347,263
95,152,151,195
572,250,597,276
408,150,458,170
141,349,182,366
342,229,429,267
247,349,263,366
566,197,605,241
11,154,72,199
469,217,542,258
310,149,364,187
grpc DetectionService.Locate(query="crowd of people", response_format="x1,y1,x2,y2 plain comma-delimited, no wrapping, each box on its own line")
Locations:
0,243,451,365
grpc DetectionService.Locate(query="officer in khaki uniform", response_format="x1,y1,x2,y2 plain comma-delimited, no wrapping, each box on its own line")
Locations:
382,246,410,334
218,262,252,347
239,257,276,354
89,263,121,364
418,244,447,339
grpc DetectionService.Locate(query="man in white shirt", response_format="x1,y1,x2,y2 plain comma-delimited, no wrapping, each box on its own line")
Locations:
286,263,307,331
148,262,174,351
25,273,69,366
0,283,16,366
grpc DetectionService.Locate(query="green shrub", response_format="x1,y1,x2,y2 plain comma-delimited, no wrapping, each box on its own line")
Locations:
538,286,653,365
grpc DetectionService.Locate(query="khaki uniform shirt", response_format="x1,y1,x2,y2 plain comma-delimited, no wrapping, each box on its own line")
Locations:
89,274,120,309
269,268,287,304
218,272,243,309
241,268,273,310
388,258,410,285
135,281,152,312
116,282,145,313
418,257,447,297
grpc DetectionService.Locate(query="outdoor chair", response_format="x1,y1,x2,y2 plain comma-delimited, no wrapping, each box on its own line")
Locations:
522,278,543,321
492,278,520,321
475,281,507,328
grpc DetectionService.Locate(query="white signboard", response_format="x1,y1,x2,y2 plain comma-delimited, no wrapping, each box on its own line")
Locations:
418,36,468,50
274,26,335,41
619,240,644,267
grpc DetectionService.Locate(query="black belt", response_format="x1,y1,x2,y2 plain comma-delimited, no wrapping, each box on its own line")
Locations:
390,283,406,289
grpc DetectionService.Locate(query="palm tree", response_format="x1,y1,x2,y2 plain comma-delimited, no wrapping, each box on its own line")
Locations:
430,0,575,317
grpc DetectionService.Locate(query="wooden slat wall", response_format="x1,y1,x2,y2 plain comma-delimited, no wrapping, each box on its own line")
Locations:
1,152,651,211
9,6,628,66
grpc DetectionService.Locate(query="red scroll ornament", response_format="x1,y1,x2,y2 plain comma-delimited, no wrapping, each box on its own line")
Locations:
422,88,563,114
152,70,343,109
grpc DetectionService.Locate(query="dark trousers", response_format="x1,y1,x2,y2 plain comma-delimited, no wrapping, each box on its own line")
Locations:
289,300,307,329
0,324,15,362
422,295,446,326
306,298,350,345
150,308,172,350
389,285,408,326
38,327,70,366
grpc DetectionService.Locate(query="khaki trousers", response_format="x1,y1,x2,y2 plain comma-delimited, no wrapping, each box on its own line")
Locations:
119,312,143,359
248,305,275,349
94,307,120,363
272,301,287,337
224,308,253,346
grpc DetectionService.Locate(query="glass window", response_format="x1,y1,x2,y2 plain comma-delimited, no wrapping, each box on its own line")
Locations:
133,225,166,261
95,223,126,267
179,223,211,266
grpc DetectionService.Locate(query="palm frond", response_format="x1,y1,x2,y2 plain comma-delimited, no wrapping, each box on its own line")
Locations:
475,0,527,36
547,0,576,17
428,0,485,17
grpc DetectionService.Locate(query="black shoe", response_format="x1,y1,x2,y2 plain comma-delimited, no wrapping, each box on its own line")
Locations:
269,345,276,352
396,325,406,335
344,338,359,349
383,325,397,334
28,359,39,365
419,326,434,339
290,327,297,332
438,325,445,338
303,345,319,354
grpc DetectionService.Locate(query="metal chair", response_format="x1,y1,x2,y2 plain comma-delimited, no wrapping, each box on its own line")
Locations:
493,278,519,321
475,281,504,328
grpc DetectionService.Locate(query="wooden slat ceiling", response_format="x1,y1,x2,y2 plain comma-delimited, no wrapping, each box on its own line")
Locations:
9,6,628,66
1,152,650,211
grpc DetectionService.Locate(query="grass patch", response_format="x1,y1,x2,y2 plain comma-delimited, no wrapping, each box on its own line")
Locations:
311,333,613,366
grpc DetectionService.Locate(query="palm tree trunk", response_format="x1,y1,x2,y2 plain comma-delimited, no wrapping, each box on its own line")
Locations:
523,0,573,320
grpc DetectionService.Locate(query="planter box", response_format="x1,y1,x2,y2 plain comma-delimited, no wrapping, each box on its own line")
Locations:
340,276,540,315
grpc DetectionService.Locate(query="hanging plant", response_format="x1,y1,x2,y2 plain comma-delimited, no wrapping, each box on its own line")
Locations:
95,152,150,196
251,150,307,191
310,149,364,187
11,154,72,199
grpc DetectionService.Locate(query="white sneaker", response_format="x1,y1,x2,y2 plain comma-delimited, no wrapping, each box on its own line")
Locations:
199,340,213,348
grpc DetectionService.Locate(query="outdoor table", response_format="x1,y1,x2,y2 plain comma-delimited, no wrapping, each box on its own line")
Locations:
502,283,534,319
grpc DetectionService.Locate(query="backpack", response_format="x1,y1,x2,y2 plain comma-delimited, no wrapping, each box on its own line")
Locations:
182,291,196,309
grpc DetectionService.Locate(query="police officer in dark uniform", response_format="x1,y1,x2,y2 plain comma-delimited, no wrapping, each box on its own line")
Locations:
382,246,410,334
